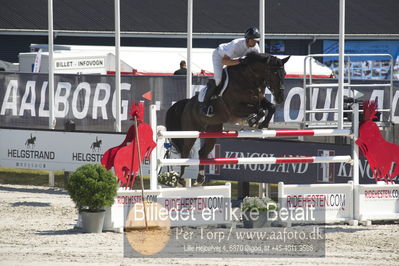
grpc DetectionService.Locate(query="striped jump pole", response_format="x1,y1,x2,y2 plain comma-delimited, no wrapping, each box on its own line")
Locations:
158,155,353,166
158,129,352,139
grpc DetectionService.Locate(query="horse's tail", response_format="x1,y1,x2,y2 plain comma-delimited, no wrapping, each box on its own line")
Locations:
165,99,189,154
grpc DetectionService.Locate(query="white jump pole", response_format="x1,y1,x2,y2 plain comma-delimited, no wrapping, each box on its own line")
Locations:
159,156,353,166
158,129,352,139
48,0,55,130
150,105,158,190
352,104,359,185
259,0,265,53
337,0,345,129
185,0,193,188
47,0,55,187
186,0,193,99
259,0,267,198
352,102,360,221
114,0,121,132
49,171,55,187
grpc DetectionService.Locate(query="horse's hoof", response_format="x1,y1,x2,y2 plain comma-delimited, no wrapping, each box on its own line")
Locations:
258,122,269,129
194,175,206,186
177,178,186,187
247,113,259,128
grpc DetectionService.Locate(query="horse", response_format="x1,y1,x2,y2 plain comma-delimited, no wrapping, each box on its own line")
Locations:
90,137,102,152
25,134,36,148
165,52,290,186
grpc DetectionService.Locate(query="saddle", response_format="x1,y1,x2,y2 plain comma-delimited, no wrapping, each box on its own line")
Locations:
198,69,228,103
216,69,229,98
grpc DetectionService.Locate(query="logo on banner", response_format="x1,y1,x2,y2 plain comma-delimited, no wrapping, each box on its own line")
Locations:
317,149,335,182
72,136,104,162
25,133,37,149
207,144,221,175
7,131,55,169
90,136,102,152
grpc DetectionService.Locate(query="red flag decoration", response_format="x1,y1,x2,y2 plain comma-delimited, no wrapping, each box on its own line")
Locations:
356,101,399,183
129,101,145,122
142,91,152,101
101,102,156,187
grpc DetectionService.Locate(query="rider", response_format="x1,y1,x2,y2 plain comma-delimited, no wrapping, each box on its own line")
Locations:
200,26,261,117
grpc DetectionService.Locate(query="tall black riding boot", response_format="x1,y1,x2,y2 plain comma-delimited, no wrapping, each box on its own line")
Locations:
200,79,217,117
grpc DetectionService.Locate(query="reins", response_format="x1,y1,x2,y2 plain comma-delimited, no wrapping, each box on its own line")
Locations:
242,55,284,109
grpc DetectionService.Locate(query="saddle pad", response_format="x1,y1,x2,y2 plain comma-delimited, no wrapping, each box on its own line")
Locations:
198,69,229,103
198,86,207,102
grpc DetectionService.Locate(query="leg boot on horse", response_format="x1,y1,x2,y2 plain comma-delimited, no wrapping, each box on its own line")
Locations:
258,100,276,129
247,109,266,128
199,79,218,118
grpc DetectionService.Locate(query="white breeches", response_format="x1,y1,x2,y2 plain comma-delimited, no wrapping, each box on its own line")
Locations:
212,49,224,86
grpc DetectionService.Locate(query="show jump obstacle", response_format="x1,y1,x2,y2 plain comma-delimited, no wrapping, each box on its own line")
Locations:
150,103,399,225
104,103,399,231
149,104,359,189
147,104,362,226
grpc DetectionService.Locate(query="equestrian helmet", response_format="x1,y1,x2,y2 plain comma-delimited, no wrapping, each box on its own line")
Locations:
245,27,260,41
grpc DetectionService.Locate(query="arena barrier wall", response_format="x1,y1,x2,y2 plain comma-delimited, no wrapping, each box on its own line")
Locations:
278,182,399,224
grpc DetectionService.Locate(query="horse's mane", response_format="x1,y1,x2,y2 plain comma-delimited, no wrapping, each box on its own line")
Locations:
244,52,281,67
245,51,269,62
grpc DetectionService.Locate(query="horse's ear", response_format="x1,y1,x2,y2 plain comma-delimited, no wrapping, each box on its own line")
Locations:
282,56,290,65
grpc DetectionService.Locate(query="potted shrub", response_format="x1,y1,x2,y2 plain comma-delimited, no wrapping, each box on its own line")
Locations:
241,197,277,228
67,164,117,233
157,171,180,187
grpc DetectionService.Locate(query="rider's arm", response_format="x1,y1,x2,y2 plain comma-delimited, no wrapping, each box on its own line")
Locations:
222,55,241,66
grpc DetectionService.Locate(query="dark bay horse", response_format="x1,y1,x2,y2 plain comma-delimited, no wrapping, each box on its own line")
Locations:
166,52,290,185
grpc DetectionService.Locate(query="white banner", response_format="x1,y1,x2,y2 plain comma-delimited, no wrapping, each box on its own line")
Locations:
0,129,154,172
356,184,399,220
55,58,105,70
278,182,354,223
106,184,231,229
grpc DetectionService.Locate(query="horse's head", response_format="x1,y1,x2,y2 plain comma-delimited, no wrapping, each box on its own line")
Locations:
244,53,290,104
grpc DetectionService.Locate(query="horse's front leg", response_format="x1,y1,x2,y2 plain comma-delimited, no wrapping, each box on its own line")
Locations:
247,109,266,128
258,99,275,129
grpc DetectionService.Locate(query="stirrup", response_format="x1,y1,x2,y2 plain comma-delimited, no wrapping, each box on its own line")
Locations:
203,105,215,118
200,102,215,117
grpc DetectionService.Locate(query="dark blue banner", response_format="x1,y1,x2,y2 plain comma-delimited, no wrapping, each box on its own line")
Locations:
0,73,398,131
206,138,376,184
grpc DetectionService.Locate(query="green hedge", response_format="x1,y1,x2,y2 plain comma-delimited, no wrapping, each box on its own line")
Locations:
67,164,117,212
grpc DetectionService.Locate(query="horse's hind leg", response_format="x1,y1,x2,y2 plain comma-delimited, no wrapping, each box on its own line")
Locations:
195,124,222,185
195,138,217,185
178,138,197,186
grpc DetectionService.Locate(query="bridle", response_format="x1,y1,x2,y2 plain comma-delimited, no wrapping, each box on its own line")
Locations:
241,57,283,109
266,66,285,90
245,56,284,92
